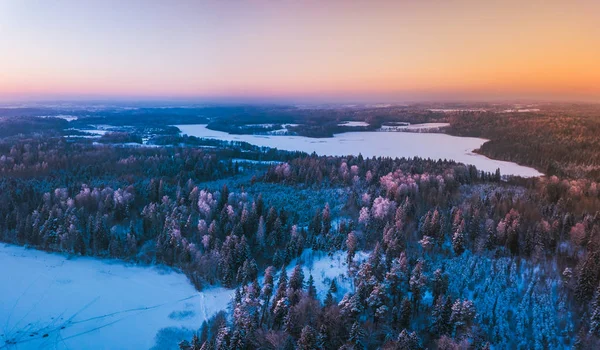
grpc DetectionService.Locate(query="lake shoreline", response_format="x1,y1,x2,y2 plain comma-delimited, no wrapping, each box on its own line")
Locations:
175,124,543,178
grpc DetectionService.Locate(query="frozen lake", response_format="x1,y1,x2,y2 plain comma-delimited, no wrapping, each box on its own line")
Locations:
0,244,232,350
176,124,542,177
0,244,362,350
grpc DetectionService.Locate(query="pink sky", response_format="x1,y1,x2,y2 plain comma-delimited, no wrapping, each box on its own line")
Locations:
1,0,599,102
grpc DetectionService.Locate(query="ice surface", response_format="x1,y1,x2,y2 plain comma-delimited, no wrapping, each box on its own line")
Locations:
176,124,543,177
0,244,369,349
0,244,232,350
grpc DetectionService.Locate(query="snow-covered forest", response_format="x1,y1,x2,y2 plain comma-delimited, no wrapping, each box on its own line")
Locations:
1,109,600,349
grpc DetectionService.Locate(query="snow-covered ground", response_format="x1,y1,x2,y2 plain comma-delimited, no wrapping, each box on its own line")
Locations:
68,128,107,136
428,109,486,113
230,158,282,165
37,115,78,122
0,244,364,349
338,121,369,127
176,124,543,177
264,124,299,135
69,125,133,137
0,244,232,350
285,249,368,300
500,108,541,113
379,122,450,131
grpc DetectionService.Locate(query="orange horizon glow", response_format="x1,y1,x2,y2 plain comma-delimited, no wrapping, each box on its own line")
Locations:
1,0,599,102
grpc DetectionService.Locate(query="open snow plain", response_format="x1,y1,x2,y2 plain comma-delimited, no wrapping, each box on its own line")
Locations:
0,244,232,350
1,245,362,349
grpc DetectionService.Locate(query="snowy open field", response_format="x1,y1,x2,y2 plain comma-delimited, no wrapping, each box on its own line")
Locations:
338,121,370,127
0,244,232,350
176,124,543,177
0,245,363,350
379,122,450,131
285,249,368,300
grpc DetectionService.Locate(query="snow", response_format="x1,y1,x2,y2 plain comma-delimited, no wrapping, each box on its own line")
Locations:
245,123,275,128
70,125,130,136
230,158,282,165
500,108,541,113
429,109,486,113
69,128,107,136
264,124,299,135
338,121,370,127
176,124,543,177
285,249,368,299
37,115,78,122
0,244,232,350
379,122,450,131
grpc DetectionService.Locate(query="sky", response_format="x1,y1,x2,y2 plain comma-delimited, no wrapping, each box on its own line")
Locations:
0,0,599,103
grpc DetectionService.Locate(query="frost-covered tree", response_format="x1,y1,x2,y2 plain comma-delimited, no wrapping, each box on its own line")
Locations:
346,231,358,265
339,293,363,321
410,260,426,309
306,274,317,300
430,295,453,337
452,219,466,256
289,264,305,291
298,325,317,350
450,299,476,339
589,284,600,336
348,321,366,349
271,266,288,316
397,329,420,350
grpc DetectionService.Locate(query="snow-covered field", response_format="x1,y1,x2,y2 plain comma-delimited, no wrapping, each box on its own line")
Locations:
500,108,541,113
0,244,232,350
37,115,78,122
68,128,108,136
176,124,542,177
428,109,486,113
338,121,370,127
0,244,363,350
379,122,450,131
285,249,368,300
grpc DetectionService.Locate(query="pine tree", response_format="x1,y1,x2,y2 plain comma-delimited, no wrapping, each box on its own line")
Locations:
576,253,598,303
309,209,322,236
450,299,476,339
271,266,288,315
399,297,412,329
317,324,329,349
329,279,338,293
366,283,388,324
324,280,336,307
289,264,305,291
397,329,420,350
261,266,275,325
430,296,452,337
452,219,466,256
409,260,426,309
215,325,230,350
190,334,202,350
307,274,317,299
589,284,600,335
284,307,301,337
432,269,449,302
349,321,366,349
322,204,331,235
298,325,318,350
346,231,358,265
339,293,363,321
